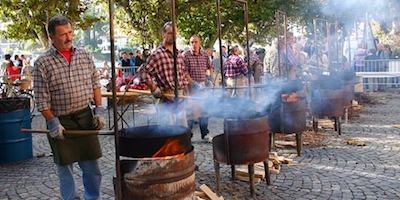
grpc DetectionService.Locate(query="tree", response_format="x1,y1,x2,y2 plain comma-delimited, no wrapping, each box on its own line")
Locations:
114,0,322,49
0,0,102,49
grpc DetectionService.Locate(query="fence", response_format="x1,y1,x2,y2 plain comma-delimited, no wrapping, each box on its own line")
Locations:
354,59,400,92
116,66,138,76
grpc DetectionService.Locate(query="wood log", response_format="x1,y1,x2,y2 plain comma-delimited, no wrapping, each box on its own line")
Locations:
235,168,265,179
200,184,224,200
269,168,280,174
235,174,262,184
195,191,208,199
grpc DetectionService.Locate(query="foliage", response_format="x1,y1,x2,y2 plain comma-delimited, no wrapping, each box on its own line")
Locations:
114,0,322,48
0,0,102,49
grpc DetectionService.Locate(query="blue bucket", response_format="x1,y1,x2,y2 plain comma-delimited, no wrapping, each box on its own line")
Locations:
0,97,32,164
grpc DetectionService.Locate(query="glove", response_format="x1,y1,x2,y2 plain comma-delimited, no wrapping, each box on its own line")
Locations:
151,87,163,98
93,107,106,130
47,117,65,140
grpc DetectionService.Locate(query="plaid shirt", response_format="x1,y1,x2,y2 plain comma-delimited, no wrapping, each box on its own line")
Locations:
33,45,100,116
224,54,248,78
141,45,189,90
183,49,211,82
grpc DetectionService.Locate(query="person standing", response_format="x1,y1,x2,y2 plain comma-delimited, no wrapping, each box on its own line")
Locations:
140,21,190,127
224,46,248,97
248,49,262,83
183,35,211,139
2,54,16,80
33,15,104,200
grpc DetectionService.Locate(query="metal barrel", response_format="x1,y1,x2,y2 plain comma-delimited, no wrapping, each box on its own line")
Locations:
121,148,195,200
0,97,32,164
213,115,269,165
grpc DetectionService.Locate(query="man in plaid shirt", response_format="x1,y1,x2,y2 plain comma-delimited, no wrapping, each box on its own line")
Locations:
33,15,103,200
224,46,248,97
140,21,190,127
183,35,211,139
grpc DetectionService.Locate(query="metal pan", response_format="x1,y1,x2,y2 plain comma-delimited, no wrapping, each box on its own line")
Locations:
118,125,192,158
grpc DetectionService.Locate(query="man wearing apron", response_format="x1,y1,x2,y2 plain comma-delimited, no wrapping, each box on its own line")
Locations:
33,15,105,200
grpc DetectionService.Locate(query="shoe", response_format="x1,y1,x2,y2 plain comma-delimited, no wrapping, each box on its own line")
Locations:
203,134,213,143
201,133,207,140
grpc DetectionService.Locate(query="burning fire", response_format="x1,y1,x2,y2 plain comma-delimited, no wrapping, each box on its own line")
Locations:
152,139,186,158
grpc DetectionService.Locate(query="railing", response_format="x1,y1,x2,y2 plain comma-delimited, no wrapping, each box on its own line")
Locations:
353,59,400,91
116,66,138,76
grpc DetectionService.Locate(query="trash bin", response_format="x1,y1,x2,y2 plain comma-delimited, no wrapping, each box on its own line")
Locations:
0,97,32,164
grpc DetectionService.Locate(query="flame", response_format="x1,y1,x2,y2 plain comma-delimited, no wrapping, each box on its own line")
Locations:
152,139,185,158
282,93,299,103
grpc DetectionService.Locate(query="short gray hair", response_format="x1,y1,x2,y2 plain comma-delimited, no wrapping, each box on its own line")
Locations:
48,15,71,36
161,21,172,33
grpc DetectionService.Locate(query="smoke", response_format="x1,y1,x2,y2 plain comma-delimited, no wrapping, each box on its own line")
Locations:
321,0,390,30
148,77,301,129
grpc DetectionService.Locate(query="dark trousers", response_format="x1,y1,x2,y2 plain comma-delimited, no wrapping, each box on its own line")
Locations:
188,117,209,136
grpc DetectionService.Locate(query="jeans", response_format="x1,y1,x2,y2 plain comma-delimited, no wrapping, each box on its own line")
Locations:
188,117,209,136
57,160,102,200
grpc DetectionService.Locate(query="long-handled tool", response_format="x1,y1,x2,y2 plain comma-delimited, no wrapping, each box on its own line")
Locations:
21,129,114,136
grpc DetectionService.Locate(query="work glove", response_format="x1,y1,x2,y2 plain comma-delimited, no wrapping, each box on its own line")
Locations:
151,87,163,98
47,117,65,140
93,107,106,130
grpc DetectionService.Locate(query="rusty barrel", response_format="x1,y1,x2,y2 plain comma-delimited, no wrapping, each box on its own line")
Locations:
268,92,307,133
213,115,269,165
340,70,356,107
342,82,354,107
268,79,307,134
310,76,345,118
121,148,195,200
118,125,195,200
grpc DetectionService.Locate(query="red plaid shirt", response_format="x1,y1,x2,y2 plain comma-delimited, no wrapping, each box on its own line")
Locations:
183,49,211,82
224,54,248,78
141,45,189,90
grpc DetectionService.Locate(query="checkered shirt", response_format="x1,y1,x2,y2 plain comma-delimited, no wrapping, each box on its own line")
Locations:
141,45,189,90
33,45,100,116
183,49,211,82
224,54,248,78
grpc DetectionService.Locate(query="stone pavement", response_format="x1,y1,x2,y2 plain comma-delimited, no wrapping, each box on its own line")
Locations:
1,92,400,199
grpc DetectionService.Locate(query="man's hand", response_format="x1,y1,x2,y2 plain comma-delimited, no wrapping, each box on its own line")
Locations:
93,107,106,130
47,117,65,140
151,87,163,98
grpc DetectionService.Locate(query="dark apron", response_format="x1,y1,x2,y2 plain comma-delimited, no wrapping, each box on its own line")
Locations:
48,106,102,166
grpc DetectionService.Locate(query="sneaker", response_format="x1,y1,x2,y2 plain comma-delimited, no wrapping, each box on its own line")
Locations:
203,134,213,143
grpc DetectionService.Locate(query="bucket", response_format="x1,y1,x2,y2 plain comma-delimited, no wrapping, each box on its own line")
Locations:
0,97,32,164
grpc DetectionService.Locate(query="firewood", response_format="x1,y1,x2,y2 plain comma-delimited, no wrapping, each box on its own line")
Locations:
195,191,208,199
271,158,280,165
268,160,273,168
269,168,280,174
275,140,296,147
392,124,400,129
235,168,265,179
200,184,224,200
235,174,262,184
281,158,293,164
270,152,278,157
346,138,366,146
287,163,305,167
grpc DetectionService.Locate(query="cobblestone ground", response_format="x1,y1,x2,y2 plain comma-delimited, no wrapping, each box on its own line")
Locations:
1,93,400,199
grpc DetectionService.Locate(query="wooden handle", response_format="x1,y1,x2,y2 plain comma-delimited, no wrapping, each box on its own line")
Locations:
20,129,114,136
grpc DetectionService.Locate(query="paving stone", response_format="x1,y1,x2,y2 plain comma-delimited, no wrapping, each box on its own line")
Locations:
1,92,400,199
